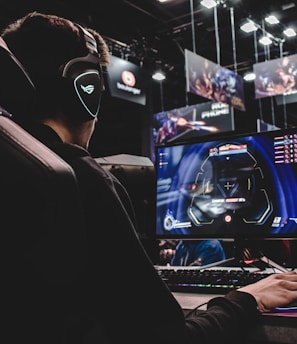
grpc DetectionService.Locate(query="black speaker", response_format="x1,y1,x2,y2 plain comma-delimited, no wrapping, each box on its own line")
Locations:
96,154,159,263
59,24,104,121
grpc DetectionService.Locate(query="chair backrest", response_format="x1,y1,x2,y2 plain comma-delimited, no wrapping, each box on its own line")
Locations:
0,37,36,118
0,114,87,283
0,36,88,342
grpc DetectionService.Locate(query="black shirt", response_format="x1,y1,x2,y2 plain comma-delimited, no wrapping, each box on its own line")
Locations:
25,123,261,344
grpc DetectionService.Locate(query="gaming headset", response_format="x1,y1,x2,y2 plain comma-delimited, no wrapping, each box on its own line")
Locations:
58,23,104,122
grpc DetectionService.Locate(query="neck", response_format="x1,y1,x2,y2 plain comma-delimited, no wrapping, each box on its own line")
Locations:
41,116,95,149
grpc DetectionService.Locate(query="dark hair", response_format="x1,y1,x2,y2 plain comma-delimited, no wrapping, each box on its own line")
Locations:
1,12,110,118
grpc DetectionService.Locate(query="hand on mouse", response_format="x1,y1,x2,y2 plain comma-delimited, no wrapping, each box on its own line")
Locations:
237,271,297,312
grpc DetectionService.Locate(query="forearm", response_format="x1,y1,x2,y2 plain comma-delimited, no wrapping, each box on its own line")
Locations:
184,291,260,344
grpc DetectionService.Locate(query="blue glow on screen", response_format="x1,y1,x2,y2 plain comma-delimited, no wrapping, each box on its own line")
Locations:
155,128,297,239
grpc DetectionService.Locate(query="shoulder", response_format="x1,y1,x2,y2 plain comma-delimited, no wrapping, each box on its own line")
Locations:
50,142,122,186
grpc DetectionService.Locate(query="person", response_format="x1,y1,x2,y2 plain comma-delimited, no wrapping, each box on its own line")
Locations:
171,239,226,266
1,12,297,344
158,239,226,266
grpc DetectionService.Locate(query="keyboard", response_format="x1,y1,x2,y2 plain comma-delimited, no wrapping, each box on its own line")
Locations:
155,266,275,294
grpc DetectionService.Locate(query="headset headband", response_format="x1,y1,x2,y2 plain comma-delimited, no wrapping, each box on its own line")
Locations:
62,23,103,86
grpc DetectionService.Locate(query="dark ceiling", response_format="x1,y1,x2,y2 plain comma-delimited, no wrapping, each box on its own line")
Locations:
1,0,297,128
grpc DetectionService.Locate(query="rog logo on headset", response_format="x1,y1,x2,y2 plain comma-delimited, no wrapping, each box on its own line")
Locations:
81,84,95,94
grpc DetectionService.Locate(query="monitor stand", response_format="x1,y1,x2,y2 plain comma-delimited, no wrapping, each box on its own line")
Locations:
193,239,288,272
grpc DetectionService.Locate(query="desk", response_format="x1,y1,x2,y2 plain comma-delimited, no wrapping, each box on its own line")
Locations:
173,292,297,344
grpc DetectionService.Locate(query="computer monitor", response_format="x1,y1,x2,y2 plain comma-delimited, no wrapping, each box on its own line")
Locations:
155,127,297,242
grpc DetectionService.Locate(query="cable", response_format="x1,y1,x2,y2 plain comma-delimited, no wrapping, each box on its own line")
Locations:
214,5,220,65
189,0,196,54
184,302,208,319
230,7,237,74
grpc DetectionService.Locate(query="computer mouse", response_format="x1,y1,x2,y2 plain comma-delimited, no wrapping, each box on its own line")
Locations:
274,300,297,312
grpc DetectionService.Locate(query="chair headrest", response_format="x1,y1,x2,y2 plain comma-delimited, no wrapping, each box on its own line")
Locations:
0,37,36,118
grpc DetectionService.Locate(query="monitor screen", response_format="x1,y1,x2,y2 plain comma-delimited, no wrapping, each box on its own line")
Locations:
185,49,246,111
253,54,297,100
155,127,297,240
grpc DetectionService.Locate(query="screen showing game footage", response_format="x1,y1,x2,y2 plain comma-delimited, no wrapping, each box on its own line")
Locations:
155,127,297,240
253,54,297,99
153,101,234,145
185,49,245,111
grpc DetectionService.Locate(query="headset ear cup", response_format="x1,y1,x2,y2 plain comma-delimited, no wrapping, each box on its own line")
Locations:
60,63,103,121
58,24,104,122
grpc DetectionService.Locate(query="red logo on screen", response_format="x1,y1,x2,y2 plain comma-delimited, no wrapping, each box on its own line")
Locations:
122,70,136,87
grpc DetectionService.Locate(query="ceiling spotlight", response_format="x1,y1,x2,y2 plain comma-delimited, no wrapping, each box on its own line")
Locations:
200,0,217,9
265,15,279,25
152,72,166,81
240,20,258,33
243,72,256,82
284,28,296,37
259,36,273,45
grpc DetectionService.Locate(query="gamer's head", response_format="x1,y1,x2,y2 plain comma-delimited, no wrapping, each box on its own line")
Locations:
1,12,110,146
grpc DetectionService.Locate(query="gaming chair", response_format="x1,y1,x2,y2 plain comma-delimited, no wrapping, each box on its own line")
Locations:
0,37,90,342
